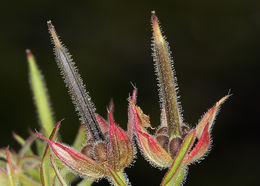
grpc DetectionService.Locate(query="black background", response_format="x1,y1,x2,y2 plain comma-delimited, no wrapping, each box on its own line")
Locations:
0,0,259,185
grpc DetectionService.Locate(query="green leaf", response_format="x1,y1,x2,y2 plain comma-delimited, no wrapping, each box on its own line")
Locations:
50,155,68,186
39,122,61,186
36,140,45,156
40,145,51,186
12,132,25,145
0,149,16,165
17,173,41,186
23,165,41,182
53,167,70,185
6,148,18,186
18,134,36,158
26,49,54,137
13,132,35,157
17,155,41,168
161,130,196,186
0,168,9,185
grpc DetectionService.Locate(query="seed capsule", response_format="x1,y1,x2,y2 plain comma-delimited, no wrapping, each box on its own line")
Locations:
93,141,108,163
81,143,93,159
181,124,190,138
156,126,168,135
47,21,105,142
152,11,182,137
156,134,169,151
169,137,183,158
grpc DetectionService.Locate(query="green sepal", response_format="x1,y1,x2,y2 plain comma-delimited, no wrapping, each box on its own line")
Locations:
6,148,18,186
106,166,127,186
0,168,9,185
17,173,41,186
161,130,196,186
52,124,87,184
39,122,61,186
50,155,68,186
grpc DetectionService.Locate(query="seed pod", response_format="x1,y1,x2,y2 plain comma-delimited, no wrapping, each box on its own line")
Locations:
93,141,107,163
155,134,169,151
152,11,182,137
107,111,134,171
181,124,190,138
81,143,94,159
156,126,168,135
47,21,105,142
169,137,183,158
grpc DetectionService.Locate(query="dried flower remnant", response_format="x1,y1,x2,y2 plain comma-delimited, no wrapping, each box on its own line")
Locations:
129,11,229,184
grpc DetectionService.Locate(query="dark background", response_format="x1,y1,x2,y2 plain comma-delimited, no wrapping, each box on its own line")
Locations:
0,0,259,185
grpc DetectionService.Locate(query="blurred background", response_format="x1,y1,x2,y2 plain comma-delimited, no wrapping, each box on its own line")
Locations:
0,0,259,185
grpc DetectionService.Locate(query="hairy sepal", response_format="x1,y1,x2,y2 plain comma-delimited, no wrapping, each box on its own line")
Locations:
40,122,61,186
185,123,210,165
105,165,127,186
36,132,106,179
107,110,134,172
130,101,172,168
196,95,229,139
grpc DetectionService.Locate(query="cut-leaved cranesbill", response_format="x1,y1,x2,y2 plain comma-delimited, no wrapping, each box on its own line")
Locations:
128,11,230,185
0,11,229,186
37,21,135,185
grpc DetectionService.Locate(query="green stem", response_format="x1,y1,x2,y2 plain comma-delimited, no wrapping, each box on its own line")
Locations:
106,167,127,186
18,173,41,186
